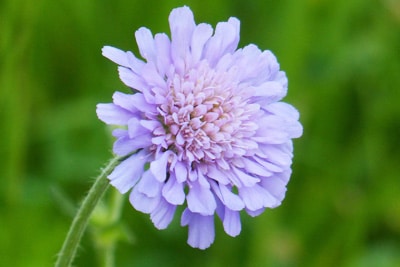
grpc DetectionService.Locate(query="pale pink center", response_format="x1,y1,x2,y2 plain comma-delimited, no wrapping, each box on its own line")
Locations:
157,61,260,164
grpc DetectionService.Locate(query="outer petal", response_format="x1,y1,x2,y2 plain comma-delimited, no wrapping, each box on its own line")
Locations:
249,81,286,103
112,91,138,112
181,209,215,250
169,6,195,43
232,167,260,187
140,119,163,132
150,199,177,229
102,46,145,74
126,93,157,114
150,151,175,182
253,156,283,173
265,102,303,139
186,180,216,215
173,161,188,183
241,157,273,178
136,170,163,197
260,176,287,203
231,44,275,84
102,46,130,67
239,184,278,211
227,17,241,51
126,51,146,73
206,165,231,185
141,62,167,88
222,208,241,237
246,207,265,217
118,67,148,91
154,33,172,76
135,27,156,62
275,168,292,184
253,115,293,144
241,49,282,86
256,143,293,167
129,186,160,214
112,130,152,156
204,18,240,66
108,149,149,193
127,117,151,138
210,181,244,211
191,23,213,63
169,6,196,73
162,173,185,205
96,103,132,125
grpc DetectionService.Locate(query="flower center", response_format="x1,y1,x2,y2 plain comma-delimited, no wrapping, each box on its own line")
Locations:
158,61,259,164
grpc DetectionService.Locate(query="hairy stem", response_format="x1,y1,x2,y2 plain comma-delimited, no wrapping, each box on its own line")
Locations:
55,156,121,267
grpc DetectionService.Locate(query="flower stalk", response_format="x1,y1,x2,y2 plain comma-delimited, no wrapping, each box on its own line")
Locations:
55,156,121,267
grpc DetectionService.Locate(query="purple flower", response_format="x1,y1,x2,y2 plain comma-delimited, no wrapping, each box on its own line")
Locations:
97,6,302,249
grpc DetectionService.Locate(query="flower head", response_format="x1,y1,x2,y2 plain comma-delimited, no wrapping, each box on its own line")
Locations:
97,6,302,249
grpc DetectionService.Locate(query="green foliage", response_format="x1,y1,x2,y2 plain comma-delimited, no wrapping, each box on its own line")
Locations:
1,0,399,266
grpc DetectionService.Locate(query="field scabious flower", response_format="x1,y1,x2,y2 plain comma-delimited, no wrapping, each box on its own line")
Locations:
97,6,302,249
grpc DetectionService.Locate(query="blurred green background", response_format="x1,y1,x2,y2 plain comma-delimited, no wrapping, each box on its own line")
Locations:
1,0,400,266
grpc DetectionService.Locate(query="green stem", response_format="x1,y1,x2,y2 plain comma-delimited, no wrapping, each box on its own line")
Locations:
55,156,121,267
102,242,116,267
99,189,125,267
